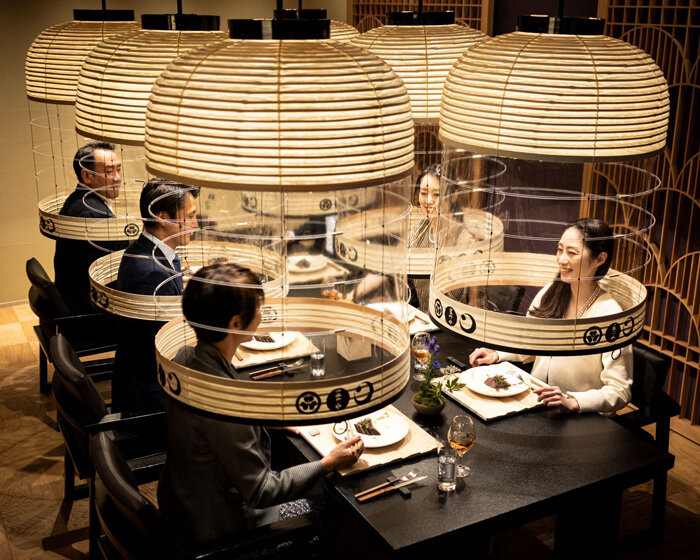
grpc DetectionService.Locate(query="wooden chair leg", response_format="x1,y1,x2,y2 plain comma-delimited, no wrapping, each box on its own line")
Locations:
64,449,88,501
89,476,101,560
64,449,75,499
39,349,50,393
651,467,668,540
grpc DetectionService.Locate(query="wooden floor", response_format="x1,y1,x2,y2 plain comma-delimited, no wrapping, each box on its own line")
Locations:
0,303,698,559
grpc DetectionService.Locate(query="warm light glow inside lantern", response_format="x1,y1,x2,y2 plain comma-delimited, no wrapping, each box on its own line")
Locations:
136,17,417,424
75,14,226,145
433,15,669,355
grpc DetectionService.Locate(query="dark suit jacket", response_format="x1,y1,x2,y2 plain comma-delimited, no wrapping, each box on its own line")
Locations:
113,234,183,413
158,342,324,546
54,185,128,313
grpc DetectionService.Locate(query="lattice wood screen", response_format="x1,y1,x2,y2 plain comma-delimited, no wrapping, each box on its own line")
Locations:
597,0,699,423
348,1,493,34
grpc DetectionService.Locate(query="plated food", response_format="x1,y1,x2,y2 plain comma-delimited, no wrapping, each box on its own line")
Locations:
332,409,408,448
464,365,529,398
239,331,298,351
288,254,327,273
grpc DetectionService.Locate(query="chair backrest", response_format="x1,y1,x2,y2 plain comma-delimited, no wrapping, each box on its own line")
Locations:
51,334,107,477
486,285,526,314
631,343,670,413
91,432,168,560
26,257,70,317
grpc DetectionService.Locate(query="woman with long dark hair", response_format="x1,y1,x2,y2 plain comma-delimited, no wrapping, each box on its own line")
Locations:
469,218,632,414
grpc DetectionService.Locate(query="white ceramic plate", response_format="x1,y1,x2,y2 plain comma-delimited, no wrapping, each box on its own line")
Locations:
465,365,529,398
240,331,298,351
288,254,327,273
366,302,416,323
331,409,409,448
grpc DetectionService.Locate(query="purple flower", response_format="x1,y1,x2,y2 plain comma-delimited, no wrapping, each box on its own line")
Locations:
432,360,441,369
428,336,439,354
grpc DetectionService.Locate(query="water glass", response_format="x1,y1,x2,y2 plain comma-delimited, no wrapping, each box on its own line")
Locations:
310,352,325,376
437,444,457,492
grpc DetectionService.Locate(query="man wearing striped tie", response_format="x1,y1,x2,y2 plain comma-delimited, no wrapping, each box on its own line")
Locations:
113,178,198,414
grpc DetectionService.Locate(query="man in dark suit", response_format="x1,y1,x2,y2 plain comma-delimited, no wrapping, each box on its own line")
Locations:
113,178,198,413
54,142,128,313
158,263,363,548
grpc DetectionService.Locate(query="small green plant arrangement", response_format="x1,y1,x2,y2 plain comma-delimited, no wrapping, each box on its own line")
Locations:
413,336,465,408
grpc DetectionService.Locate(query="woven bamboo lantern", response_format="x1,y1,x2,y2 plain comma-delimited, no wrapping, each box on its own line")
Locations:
144,17,414,424
26,10,138,104
351,11,487,123
440,15,669,162
330,20,359,42
25,9,139,218
145,22,414,191
431,16,669,355
75,14,226,145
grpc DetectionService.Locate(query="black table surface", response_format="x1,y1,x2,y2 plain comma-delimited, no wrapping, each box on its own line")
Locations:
287,331,675,554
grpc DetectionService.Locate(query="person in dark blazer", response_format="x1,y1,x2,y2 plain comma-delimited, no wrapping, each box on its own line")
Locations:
112,178,198,414
54,141,128,313
158,263,363,548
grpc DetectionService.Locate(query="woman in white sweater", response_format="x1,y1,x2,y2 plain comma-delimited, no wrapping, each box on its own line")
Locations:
469,218,632,415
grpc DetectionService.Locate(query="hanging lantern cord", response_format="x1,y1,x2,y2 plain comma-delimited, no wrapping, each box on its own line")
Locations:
558,0,565,18
177,0,183,16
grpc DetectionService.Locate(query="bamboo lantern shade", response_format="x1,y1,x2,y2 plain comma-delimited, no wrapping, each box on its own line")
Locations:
26,14,138,104
155,297,409,425
75,29,227,145
440,25,670,162
330,20,360,42
351,24,487,122
89,242,287,321
144,39,415,191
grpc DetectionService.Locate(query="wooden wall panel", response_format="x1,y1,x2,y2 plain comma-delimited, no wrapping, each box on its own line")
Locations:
599,0,700,423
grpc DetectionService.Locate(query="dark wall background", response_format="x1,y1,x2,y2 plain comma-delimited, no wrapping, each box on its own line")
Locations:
494,0,598,36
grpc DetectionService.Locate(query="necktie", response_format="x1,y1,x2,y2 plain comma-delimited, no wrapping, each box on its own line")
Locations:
172,255,183,292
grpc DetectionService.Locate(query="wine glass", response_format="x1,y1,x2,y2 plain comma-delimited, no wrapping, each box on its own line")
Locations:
410,331,430,381
448,415,476,478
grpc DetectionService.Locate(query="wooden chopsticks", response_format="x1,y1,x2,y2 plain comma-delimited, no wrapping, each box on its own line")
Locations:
249,366,283,380
355,479,395,499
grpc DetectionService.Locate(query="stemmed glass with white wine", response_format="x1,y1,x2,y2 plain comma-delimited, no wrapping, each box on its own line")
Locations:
448,415,476,477
410,331,430,381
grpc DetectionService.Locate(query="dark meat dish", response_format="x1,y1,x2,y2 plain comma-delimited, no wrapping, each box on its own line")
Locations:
295,258,311,269
254,335,275,343
354,417,380,436
485,375,511,390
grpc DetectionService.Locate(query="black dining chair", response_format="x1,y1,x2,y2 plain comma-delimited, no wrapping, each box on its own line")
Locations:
614,342,680,540
485,285,526,314
27,257,116,393
46,334,165,557
90,431,320,560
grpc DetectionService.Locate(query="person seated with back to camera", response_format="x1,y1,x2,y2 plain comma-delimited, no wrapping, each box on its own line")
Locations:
469,218,632,415
158,262,364,550
112,178,198,414
54,141,128,313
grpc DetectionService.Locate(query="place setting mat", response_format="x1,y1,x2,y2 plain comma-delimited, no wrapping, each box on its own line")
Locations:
409,306,440,335
232,332,320,369
441,362,548,422
298,405,438,476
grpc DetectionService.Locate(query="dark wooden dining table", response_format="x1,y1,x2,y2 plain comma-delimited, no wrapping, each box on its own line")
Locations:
286,330,675,559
